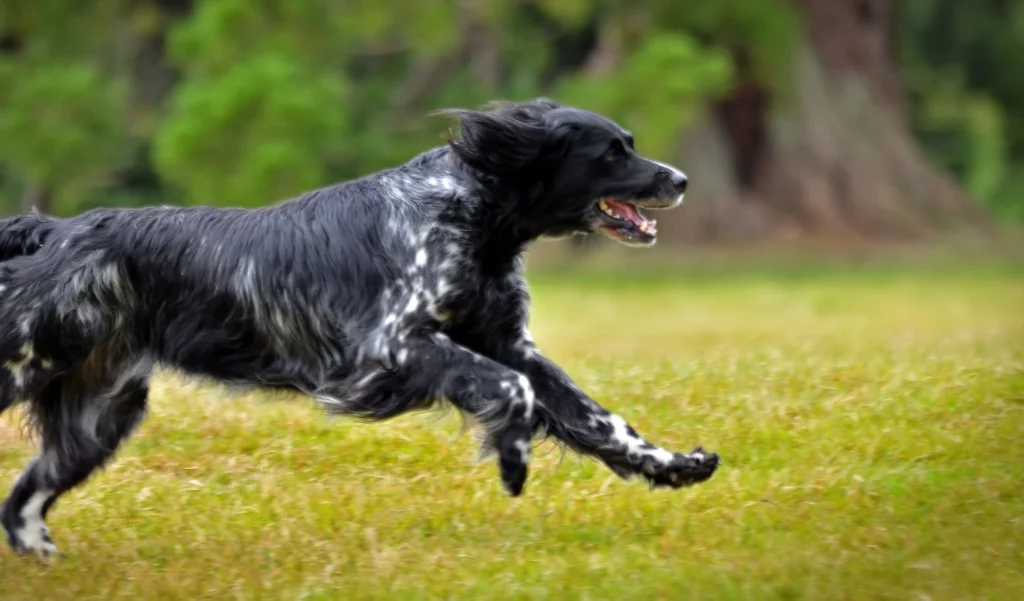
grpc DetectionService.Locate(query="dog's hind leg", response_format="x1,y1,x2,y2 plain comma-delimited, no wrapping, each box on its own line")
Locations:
0,315,67,418
1,308,37,414
1,353,152,558
323,333,539,496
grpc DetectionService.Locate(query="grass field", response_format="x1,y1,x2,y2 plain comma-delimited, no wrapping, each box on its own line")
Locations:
2,261,1023,600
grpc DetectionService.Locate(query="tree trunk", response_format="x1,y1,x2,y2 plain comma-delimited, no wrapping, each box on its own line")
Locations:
658,0,991,247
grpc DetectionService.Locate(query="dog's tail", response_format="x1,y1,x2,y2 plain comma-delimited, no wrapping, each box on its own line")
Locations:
0,210,58,262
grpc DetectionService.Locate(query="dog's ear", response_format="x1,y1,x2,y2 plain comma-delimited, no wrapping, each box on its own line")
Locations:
434,101,556,176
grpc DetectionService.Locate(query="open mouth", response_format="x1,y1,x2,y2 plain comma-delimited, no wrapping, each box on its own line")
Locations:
594,199,658,246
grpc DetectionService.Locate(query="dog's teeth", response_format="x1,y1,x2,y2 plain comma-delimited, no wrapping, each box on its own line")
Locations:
639,223,648,233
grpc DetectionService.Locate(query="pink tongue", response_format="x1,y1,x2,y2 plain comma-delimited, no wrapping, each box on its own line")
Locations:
605,200,651,227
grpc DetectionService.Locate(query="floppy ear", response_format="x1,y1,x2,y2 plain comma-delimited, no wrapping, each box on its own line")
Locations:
434,106,550,176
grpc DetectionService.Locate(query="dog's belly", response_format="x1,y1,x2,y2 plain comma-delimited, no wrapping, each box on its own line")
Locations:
163,343,354,393
151,309,355,394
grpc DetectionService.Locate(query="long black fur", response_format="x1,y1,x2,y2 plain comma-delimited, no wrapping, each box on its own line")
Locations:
0,98,717,558
0,210,56,262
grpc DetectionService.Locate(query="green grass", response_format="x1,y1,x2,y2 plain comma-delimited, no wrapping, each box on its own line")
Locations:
2,263,1023,600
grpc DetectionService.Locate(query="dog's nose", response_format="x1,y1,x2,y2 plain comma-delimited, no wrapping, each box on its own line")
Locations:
658,168,688,193
669,170,688,193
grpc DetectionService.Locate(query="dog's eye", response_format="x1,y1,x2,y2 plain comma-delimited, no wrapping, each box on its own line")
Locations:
605,141,625,162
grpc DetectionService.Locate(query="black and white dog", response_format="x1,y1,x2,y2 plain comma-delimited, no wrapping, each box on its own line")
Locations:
0,98,718,558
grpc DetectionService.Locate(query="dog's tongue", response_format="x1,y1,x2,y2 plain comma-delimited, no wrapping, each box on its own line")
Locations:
603,200,655,230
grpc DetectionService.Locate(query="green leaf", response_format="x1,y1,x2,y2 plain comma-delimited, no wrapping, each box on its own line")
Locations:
153,54,351,207
558,33,733,159
0,61,128,210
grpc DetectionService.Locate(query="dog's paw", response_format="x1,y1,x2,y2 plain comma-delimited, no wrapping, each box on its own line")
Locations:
4,518,60,561
644,446,719,489
496,423,532,497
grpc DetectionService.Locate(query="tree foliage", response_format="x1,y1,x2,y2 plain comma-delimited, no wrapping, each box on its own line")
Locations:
900,0,1024,220
558,34,733,158
154,54,350,206
0,0,1016,225
0,65,127,212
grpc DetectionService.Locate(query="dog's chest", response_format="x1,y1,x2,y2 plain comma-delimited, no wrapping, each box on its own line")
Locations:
374,235,472,326
434,268,524,340
425,271,485,330
382,231,522,337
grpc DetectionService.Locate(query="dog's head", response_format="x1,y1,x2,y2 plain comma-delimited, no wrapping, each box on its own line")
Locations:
437,99,688,247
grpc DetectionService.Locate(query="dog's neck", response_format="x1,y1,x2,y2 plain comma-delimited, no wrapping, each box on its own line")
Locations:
448,163,550,275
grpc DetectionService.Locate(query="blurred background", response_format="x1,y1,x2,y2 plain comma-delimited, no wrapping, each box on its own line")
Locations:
1,4,1023,596
0,0,1021,258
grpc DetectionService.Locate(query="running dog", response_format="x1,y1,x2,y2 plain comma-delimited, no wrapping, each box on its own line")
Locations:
0,99,718,557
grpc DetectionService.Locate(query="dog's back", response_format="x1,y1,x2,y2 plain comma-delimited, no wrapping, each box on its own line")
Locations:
0,167,462,400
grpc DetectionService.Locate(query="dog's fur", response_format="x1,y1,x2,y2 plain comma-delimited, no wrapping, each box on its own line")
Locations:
0,99,717,558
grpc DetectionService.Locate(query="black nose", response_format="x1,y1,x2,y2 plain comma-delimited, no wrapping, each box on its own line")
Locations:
670,171,688,193
658,168,688,193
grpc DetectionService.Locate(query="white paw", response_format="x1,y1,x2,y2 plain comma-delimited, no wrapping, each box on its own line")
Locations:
13,521,60,560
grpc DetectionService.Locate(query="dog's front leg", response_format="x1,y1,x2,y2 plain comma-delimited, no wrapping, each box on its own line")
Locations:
333,332,541,496
506,344,718,489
